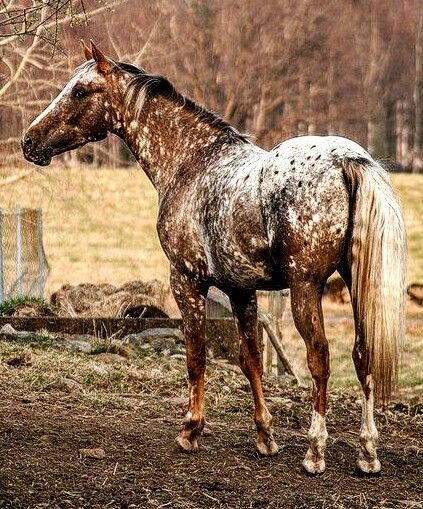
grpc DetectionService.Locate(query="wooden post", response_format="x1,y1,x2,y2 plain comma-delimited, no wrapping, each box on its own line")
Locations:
263,290,291,376
0,210,3,302
269,290,289,375
37,208,45,298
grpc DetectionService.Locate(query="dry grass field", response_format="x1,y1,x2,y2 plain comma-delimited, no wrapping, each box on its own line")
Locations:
0,166,167,294
0,167,421,508
0,166,421,392
0,167,421,293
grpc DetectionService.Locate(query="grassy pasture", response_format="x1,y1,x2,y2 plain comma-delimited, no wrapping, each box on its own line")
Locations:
0,167,421,291
0,166,421,391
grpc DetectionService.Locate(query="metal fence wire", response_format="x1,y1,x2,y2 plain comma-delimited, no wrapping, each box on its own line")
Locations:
0,207,48,301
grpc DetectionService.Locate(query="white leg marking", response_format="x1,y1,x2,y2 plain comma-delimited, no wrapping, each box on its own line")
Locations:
357,376,381,473
302,410,328,474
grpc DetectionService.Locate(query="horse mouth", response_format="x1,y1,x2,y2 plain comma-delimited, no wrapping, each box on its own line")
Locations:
22,150,52,167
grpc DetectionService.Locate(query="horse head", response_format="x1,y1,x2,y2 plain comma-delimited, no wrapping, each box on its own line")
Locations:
21,41,120,166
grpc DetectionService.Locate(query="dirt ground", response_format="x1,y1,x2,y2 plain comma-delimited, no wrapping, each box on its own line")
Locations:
0,382,422,509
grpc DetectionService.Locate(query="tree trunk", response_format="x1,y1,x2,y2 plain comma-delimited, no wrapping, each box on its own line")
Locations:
396,100,412,169
413,14,423,173
367,8,387,157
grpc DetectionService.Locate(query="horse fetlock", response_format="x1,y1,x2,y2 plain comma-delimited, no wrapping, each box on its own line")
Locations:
303,420,328,474
359,429,378,446
308,427,328,446
254,408,273,432
183,411,205,433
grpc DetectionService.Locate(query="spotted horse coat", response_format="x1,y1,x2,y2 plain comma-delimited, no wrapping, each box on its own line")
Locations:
22,41,406,476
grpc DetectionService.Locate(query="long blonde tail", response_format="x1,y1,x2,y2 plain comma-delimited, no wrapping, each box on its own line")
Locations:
342,157,407,402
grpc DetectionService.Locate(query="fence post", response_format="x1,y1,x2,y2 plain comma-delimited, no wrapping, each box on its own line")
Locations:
264,290,290,375
37,208,45,298
0,210,3,302
15,205,22,297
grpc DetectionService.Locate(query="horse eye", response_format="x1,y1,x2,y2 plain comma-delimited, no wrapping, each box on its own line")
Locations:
74,89,87,99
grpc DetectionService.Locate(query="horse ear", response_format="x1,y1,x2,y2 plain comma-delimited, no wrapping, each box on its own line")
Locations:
80,39,92,61
89,39,111,74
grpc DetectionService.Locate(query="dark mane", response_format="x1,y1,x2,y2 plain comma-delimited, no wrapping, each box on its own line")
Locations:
113,60,250,144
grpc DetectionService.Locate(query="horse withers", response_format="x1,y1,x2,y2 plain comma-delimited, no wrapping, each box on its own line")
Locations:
22,41,406,475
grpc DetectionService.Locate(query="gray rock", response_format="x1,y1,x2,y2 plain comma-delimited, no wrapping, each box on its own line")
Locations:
61,337,93,353
150,336,176,353
122,328,184,351
58,377,82,390
170,344,186,356
0,324,35,340
92,364,109,376
170,354,186,361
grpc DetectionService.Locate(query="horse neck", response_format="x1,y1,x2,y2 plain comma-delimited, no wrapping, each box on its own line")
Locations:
117,94,225,194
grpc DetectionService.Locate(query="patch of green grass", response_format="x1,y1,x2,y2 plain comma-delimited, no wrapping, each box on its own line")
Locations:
0,296,55,316
6,331,57,350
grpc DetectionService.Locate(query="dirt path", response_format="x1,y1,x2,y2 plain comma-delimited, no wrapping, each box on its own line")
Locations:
0,392,421,509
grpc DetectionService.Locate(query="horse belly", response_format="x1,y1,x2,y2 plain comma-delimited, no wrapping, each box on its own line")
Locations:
208,240,279,289
202,188,279,288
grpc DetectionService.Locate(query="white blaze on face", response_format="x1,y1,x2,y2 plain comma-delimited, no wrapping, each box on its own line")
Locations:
28,73,79,130
27,66,99,131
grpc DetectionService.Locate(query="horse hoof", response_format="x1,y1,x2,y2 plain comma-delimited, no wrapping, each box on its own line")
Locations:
175,435,198,453
256,438,279,457
302,457,326,475
356,457,381,475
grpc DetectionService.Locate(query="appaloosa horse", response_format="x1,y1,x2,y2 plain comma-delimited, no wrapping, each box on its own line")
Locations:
22,41,406,475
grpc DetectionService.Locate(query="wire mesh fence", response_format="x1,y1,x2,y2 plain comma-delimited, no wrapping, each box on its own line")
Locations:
0,207,48,301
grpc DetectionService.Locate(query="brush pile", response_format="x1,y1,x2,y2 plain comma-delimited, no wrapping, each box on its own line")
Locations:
50,279,171,318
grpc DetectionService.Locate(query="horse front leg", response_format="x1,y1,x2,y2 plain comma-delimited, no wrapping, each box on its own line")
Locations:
230,290,278,456
171,267,208,453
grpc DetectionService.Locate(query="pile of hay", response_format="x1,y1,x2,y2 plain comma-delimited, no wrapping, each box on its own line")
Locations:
50,280,171,318
407,283,423,306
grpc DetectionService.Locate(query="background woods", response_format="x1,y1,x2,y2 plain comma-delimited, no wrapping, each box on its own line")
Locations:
1,0,423,171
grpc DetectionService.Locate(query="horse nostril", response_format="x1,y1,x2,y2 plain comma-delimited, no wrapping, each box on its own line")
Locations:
23,135,33,148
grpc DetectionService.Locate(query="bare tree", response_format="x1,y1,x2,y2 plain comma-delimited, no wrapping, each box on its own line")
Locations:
413,12,423,173
0,0,422,169
0,0,124,165
0,1,86,44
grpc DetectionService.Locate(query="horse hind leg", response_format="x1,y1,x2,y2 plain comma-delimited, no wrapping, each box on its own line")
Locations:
338,265,381,474
352,338,381,474
290,281,329,474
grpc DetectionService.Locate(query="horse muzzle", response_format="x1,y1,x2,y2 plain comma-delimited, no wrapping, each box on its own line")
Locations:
21,133,52,166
